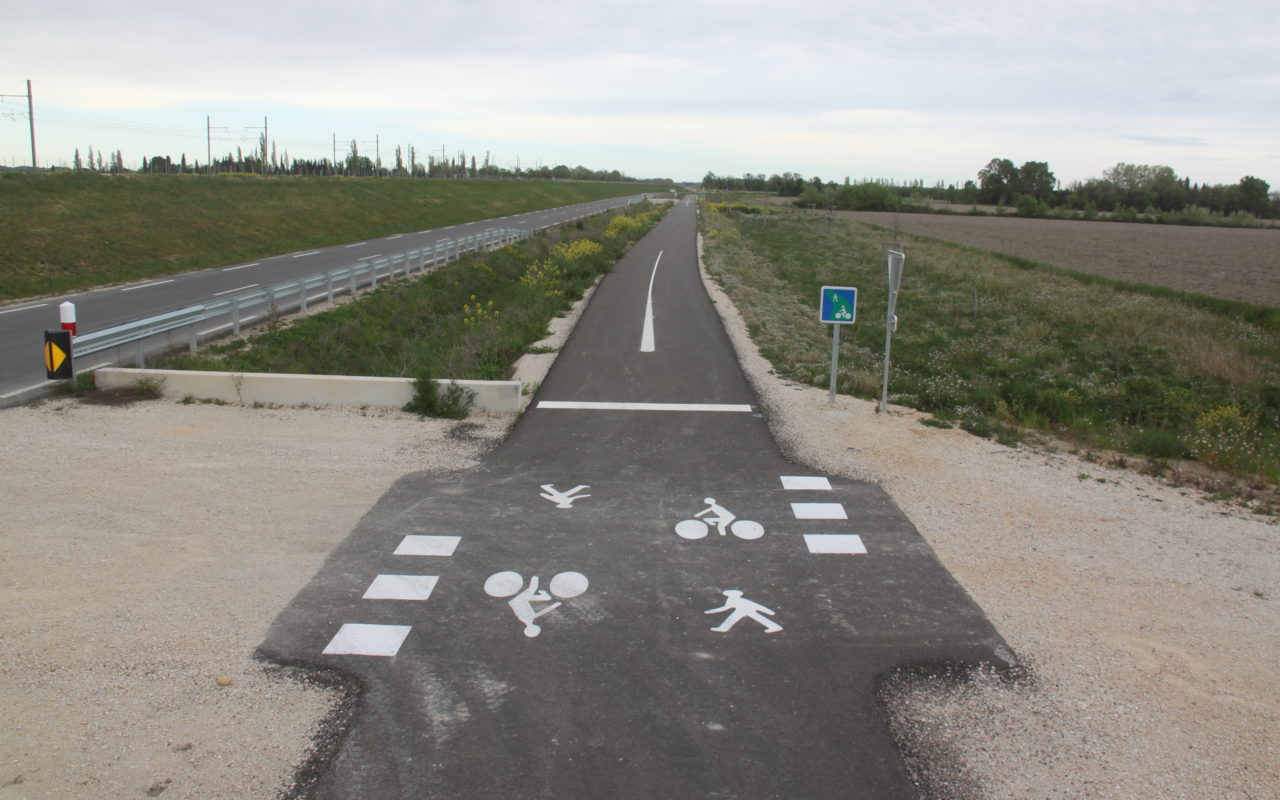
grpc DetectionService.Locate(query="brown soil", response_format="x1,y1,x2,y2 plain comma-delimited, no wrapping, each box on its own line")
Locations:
839,211,1280,308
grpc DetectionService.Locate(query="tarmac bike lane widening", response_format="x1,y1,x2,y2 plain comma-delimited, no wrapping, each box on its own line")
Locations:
258,199,1018,799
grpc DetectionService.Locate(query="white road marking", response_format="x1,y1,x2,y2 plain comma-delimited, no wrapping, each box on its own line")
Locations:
322,623,412,657
362,574,439,601
214,283,258,296
781,476,832,491
394,535,461,557
344,242,367,248
641,250,662,352
121,279,175,292
1,381,50,399
222,262,259,272
0,303,48,316
791,502,848,520
803,534,867,554
292,250,321,258
537,401,752,412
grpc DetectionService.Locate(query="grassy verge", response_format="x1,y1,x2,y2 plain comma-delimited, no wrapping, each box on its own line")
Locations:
0,171,667,302
155,203,666,382
699,202,1280,491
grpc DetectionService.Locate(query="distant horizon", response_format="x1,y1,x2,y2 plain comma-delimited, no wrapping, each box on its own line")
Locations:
4,1,1275,190
4,155,1270,198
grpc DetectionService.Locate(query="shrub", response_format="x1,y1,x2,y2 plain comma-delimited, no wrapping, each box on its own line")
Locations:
403,369,474,419
1191,403,1260,473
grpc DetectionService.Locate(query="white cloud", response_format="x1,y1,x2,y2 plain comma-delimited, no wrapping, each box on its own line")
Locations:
2,0,1277,184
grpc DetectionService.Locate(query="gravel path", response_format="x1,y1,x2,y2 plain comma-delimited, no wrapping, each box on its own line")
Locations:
0,249,1275,799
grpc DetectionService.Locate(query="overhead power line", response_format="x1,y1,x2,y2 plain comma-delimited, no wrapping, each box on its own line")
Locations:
0,79,36,168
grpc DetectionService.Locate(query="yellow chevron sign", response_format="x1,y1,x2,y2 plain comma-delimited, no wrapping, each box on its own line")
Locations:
44,331,73,379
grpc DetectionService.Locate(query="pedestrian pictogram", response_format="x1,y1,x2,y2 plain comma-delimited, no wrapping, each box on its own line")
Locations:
484,570,589,637
44,330,72,380
705,590,783,634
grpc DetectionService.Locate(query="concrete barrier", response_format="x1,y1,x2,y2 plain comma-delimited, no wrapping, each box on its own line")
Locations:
94,368,522,415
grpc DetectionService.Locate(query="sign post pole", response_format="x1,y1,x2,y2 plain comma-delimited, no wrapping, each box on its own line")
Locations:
828,323,840,405
878,251,906,413
819,286,857,406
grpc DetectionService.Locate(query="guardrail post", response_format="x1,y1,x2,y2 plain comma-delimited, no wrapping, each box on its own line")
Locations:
299,279,308,313
371,262,378,289
350,266,358,296
326,273,335,305
189,323,198,353
232,296,241,335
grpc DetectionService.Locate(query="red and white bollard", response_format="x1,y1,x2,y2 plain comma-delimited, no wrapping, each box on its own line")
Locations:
59,301,77,337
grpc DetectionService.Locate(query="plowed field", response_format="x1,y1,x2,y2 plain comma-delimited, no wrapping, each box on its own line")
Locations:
842,211,1280,308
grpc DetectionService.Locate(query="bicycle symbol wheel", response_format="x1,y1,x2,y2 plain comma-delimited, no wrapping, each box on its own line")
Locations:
675,519,710,539
674,519,764,540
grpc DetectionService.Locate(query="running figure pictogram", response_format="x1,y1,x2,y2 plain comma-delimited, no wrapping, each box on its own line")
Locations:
704,589,783,634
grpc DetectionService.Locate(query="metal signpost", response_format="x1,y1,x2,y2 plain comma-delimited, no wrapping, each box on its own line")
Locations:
819,286,857,405
878,250,906,413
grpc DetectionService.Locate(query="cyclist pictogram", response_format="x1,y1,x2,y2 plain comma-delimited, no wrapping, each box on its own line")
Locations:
674,498,764,540
484,570,589,637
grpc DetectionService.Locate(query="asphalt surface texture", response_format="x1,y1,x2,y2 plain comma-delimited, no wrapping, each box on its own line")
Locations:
0,194,645,405
259,198,1016,799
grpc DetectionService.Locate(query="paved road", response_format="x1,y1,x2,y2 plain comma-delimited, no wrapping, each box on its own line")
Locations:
0,194,646,404
260,198,1015,798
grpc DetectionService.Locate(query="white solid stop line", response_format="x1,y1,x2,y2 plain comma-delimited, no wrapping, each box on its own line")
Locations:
640,250,663,352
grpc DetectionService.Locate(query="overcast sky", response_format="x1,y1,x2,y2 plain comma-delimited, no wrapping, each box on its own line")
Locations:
2,0,1276,188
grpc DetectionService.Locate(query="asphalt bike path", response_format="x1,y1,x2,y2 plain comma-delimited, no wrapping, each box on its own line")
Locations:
259,198,1015,798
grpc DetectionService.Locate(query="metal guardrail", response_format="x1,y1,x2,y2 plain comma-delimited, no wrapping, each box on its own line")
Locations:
71,227,530,366
74,305,206,357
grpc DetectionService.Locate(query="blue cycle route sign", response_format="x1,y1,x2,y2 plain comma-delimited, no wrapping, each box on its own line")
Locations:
820,286,857,324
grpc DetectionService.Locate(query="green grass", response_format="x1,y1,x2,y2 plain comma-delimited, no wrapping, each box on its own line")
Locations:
155,203,666,382
699,204,1280,484
0,171,667,301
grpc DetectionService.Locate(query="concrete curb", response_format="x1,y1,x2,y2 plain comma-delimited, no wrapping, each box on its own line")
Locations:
94,368,522,415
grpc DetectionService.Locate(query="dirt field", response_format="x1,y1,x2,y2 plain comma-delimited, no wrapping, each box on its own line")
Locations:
839,211,1280,308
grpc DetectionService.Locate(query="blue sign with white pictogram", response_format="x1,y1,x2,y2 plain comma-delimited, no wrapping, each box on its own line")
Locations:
819,286,857,324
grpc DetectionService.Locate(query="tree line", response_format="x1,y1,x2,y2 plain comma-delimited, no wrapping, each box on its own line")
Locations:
703,160,1278,222
66,139,662,184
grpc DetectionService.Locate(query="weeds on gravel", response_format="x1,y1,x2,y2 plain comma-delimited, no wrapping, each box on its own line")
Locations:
700,202,1280,486
403,369,475,419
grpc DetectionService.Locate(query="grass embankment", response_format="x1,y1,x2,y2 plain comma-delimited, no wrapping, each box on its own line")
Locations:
699,203,1280,492
157,203,666,383
0,171,666,302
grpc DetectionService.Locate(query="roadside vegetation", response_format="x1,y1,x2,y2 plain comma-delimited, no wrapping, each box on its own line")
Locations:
702,160,1279,228
698,202,1280,498
0,171,667,302
155,203,666,401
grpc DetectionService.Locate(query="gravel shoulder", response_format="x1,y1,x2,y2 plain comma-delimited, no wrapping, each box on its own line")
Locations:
1,247,1276,799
